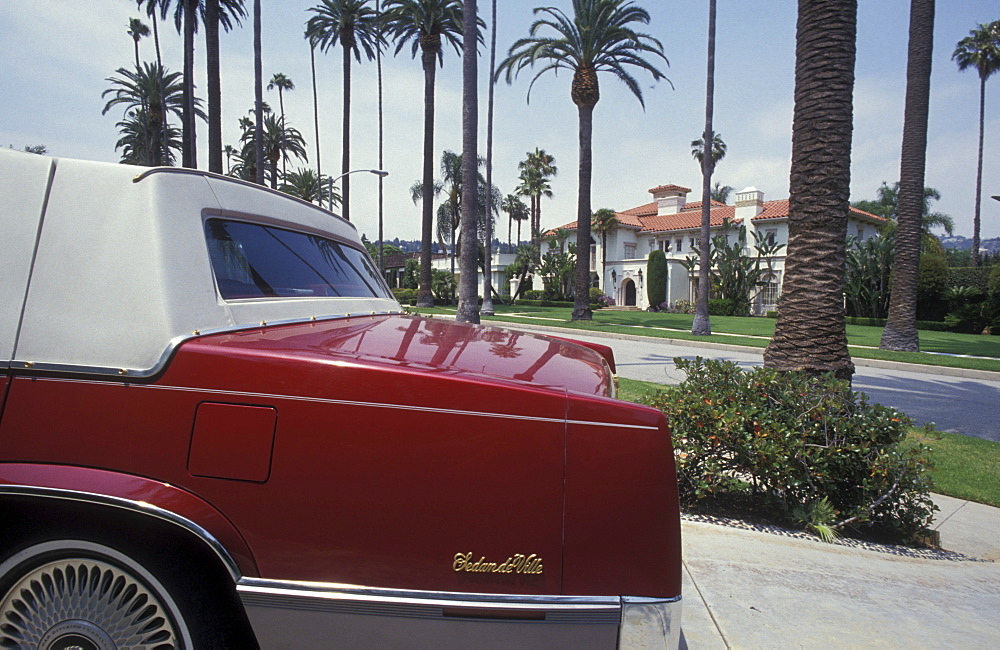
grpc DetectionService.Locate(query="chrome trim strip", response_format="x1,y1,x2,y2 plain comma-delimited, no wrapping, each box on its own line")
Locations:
0,484,242,581
27,377,660,431
237,578,622,622
8,310,406,379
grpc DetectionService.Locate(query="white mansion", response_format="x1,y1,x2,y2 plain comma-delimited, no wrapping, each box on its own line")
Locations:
550,184,886,313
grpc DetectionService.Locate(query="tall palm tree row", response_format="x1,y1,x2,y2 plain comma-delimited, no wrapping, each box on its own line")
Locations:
498,0,669,321
381,0,464,308
204,0,247,174
880,0,935,352
763,0,857,380
501,193,529,248
953,20,1000,267
306,0,382,223
135,0,245,171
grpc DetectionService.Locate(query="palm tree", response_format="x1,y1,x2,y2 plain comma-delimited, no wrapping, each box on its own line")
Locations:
224,143,237,172
135,1,169,154
481,0,498,316
591,208,619,293
711,181,733,204
267,72,295,177
516,148,557,254
456,0,480,324
242,112,308,189
204,0,247,174
692,0,718,337
763,0,857,380
253,0,263,184
953,20,1000,267
102,62,197,166
880,1,935,352
690,133,726,165
501,194,529,248
306,0,382,222
280,168,339,205
114,108,182,165
381,0,464,308
853,182,953,243
306,36,323,201
498,0,669,321
128,18,151,70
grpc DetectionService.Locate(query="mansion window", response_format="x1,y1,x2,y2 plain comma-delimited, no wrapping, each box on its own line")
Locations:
658,239,671,253
765,228,778,246
675,238,683,252
760,273,781,306
624,243,637,258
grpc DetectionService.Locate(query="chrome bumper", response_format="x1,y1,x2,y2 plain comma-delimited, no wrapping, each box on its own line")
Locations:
237,578,680,648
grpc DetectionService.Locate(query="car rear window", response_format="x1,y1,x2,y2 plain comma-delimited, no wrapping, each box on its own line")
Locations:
205,218,392,300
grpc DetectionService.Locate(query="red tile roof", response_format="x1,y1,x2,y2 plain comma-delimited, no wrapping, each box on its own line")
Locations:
546,192,886,235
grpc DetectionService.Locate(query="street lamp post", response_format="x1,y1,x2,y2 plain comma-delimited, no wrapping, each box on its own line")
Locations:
327,169,388,213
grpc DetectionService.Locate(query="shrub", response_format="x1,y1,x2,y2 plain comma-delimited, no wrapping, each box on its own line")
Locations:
594,294,616,308
765,310,779,319
641,358,936,544
949,267,991,293
647,250,667,307
708,298,737,316
589,287,604,304
523,289,544,300
673,299,694,314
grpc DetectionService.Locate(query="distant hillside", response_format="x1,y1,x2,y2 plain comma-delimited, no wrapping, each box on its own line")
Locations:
940,236,1000,252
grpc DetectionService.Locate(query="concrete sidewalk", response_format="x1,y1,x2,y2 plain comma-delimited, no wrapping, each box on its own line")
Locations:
680,493,1000,648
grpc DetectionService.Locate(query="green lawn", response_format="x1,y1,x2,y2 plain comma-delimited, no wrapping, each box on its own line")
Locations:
617,377,1000,509
910,429,1000,508
409,305,1000,373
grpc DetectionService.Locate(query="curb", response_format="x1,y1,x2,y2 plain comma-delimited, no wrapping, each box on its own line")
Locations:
478,318,1000,381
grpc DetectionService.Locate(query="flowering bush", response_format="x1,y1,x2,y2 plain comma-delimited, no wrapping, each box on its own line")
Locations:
595,294,616,308
641,358,936,544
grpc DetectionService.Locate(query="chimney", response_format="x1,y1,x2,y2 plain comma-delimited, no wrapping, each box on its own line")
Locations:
734,186,764,221
649,184,691,216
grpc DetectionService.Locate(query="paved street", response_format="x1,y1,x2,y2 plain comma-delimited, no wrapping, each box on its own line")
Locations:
503,322,1000,442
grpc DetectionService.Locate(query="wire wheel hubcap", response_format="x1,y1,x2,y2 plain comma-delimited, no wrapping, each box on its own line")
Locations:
0,558,179,649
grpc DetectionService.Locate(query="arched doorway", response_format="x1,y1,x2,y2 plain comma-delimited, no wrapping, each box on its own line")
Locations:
623,278,637,306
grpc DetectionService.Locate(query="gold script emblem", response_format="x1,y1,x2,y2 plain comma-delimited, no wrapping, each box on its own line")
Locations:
453,552,544,575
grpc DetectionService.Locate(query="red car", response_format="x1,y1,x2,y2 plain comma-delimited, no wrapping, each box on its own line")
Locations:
0,150,682,648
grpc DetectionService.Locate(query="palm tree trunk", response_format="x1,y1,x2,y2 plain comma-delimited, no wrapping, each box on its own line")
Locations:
417,48,437,309
134,39,141,71
254,0,264,185
377,0,385,273
763,0,856,380
310,43,321,203
341,40,352,221
151,11,169,165
572,102,595,321
692,0,716,336
182,0,197,168
279,88,287,179
881,0,934,352
481,0,498,316
456,0,480,324
206,0,223,174
972,75,986,266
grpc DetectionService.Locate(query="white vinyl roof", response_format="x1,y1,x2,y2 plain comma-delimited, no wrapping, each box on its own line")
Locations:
1,150,399,376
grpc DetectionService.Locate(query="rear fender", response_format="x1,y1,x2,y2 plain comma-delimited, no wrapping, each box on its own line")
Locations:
0,463,257,579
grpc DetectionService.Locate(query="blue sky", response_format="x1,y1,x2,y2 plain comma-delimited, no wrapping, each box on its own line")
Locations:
1,1,997,243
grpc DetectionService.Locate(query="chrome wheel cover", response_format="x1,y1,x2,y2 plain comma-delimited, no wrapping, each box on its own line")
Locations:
0,558,179,649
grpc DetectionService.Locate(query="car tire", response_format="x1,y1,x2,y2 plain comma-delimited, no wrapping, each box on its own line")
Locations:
0,539,195,650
